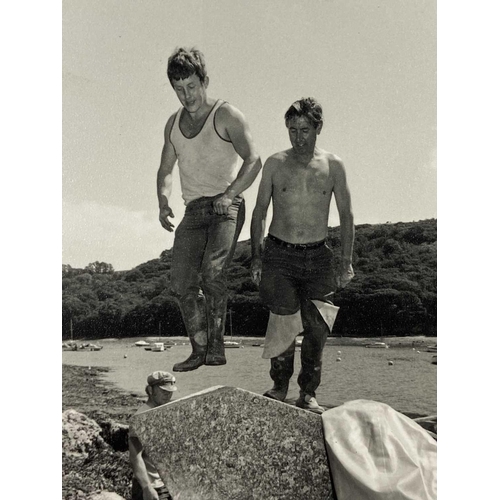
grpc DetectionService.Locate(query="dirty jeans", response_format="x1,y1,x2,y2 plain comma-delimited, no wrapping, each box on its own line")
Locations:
131,479,172,500
259,236,337,396
170,195,245,326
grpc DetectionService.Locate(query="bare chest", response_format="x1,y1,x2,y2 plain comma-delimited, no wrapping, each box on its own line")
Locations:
179,111,211,138
274,162,333,199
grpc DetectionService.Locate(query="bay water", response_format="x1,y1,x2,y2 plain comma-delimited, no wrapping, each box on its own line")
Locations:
62,336,436,416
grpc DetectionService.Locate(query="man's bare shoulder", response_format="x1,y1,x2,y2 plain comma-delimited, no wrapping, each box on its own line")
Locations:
266,149,293,165
217,101,246,123
320,150,345,172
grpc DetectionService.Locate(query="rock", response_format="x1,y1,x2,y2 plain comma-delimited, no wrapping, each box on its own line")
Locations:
131,385,334,500
62,410,133,499
63,409,105,458
87,492,126,500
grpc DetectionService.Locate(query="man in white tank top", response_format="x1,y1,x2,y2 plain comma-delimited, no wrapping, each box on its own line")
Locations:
157,47,262,372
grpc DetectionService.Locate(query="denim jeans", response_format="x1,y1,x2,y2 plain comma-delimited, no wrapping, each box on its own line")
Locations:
260,236,337,396
171,195,245,303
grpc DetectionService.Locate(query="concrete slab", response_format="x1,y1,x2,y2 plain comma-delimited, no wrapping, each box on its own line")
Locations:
131,386,334,500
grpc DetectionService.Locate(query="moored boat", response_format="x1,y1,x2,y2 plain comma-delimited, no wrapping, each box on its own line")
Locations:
135,340,150,347
365,342,389,348
150,342,165,352
224,340,241,348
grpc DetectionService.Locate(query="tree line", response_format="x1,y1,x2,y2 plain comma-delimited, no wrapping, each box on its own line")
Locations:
62,219,437,340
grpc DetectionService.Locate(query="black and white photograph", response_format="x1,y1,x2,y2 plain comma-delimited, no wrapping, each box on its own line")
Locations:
61,1,439,499
6,0,497,498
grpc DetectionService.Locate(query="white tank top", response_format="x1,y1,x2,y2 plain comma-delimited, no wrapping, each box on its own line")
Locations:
170,100,240,205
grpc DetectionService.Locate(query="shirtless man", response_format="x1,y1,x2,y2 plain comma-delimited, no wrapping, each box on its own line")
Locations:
157,47,261,372
250,97,354,413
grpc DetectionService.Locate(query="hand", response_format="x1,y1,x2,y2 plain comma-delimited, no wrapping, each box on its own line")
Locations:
159,206,175,232
251,257,262,286
142,484,160,500
213,193,233,215
336,263,354,289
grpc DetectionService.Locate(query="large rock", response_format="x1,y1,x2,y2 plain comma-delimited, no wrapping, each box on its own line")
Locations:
62,410,132,499
63,409,105,458
131,386,334,500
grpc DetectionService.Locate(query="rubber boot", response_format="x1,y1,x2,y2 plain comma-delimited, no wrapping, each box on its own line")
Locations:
205,294,227,366
297,299,329,396
173,294,207,372
263,342,295,401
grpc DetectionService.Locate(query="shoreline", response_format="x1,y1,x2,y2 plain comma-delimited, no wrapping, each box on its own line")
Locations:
62,362,430,420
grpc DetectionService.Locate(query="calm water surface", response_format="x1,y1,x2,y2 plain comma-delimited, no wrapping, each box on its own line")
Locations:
62,337,437,415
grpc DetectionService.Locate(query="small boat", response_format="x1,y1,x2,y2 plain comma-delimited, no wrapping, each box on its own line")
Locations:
431,355,437,365
135,340,150,347
150,342,165,352
365,342,389,349
426,345,437,353
88,344,103,351
252,343,263,347
62,342,78,351
224,340,241,348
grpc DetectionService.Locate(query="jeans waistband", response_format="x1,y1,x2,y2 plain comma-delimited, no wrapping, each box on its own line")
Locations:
267,234,326,250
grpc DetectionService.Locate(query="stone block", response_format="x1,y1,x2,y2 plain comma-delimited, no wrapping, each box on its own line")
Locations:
131,386,334,500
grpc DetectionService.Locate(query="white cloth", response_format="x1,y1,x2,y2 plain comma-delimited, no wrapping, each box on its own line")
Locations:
261,301,339,359
322,400,437,500
311,300,339,332
262,310,303,359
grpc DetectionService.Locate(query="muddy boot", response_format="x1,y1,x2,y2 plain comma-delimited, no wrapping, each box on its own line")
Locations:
263,342,295,402
173,294,207,372
205,294,227,366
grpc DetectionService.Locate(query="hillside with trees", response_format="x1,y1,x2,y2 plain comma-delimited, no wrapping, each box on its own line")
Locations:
62,219,436,340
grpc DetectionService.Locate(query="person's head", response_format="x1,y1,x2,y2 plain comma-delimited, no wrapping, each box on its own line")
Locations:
284,98,324,155
145,371,177,407
167,47,209,113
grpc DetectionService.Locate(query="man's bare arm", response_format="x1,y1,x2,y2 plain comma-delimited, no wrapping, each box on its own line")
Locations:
331,158,355,288
250,158,275,284
213,104,262,215
157,114,178,232
129,436,160,500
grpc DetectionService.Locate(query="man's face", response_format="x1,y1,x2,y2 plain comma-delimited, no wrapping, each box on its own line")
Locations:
171,74,208,114
287,116,321,156
151,385,174,407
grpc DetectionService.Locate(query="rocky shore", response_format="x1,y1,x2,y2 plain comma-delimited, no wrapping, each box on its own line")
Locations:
62,364,144,500
62,363,437,500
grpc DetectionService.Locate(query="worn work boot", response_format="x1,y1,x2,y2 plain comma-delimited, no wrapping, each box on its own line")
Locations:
295,393,326,414
205,294,227,366
173,294,207,372
263,343,295,402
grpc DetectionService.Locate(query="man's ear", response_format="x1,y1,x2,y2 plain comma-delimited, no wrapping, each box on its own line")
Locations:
204,76,210,88
146,386,152,396
316,121,324,135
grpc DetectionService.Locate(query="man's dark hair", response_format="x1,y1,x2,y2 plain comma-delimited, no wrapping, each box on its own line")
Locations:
284,98,323,129
167,47,208,85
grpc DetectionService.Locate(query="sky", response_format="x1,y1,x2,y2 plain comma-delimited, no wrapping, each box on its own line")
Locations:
62,0,436,271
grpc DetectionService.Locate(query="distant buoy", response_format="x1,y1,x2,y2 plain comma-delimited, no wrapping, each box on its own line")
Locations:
124,355,128,358
413,348,416,351
388,361,394,366
417,351,420,354
336,357,341,362
337,350,342,355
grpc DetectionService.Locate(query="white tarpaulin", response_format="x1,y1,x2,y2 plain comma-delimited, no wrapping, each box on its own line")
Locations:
322,400,437,500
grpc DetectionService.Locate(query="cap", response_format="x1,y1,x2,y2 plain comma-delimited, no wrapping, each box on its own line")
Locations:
147,371,177,392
